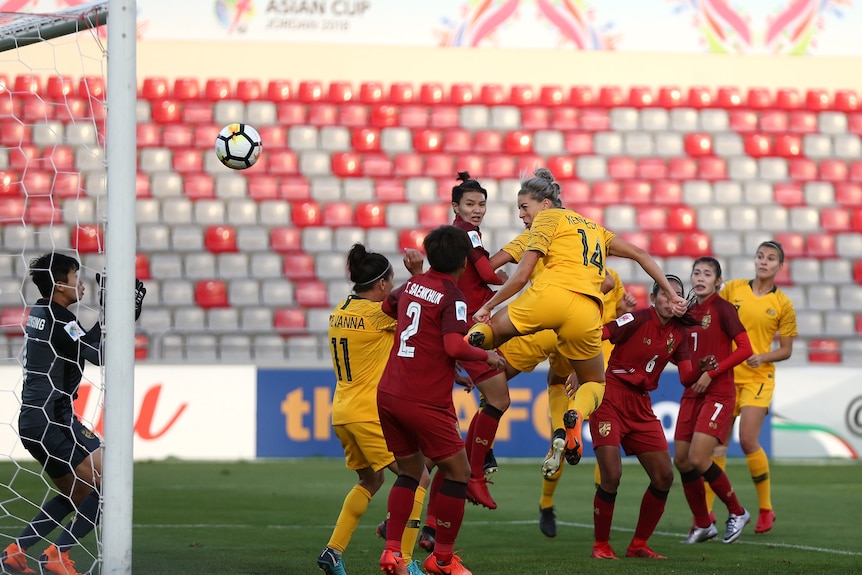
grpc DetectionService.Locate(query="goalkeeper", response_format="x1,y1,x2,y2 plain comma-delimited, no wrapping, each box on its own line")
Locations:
1,253,145,575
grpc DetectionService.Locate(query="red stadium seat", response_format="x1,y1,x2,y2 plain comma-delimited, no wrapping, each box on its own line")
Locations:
484,155,517,179
836,182,862,206
454,154,484,176
773,182,804,206
578,109,609,131
546,156,576,180
282,253,316,280
657,86,683,108
0,307,27,336
650,231,682,257
834,89,859,113
805,232,836,258
479,83,505,106
205,225,238,253
637,158,668,180
774,134,802,157
820,159,848,182
503,131,533,154
564,131,592,154
355,202,387,228
729,110,758,132
184,173,214,199
516,154,543,177
338,103,368,127
680,231,711,257
351,128,381,153
684,133,713,156
637,206,667,231
698,157,727,181
294,280,329,308
621,181,652,204
849,114,862,136
520,107,549,130
398,105,429,128
173,77,200,100
628,86,654,108
591,181,621,205
136,172,150,198
246,174,279,200
666,206,697,231
442,128,472,153
773,263,792,286
775,88,801,111
358,81,385,104
619,231,649,250
150,99,181,123
418,203,450,228
235,78,263,101
71,224,103,253
266,79,292,102
21,170,51,197
759,110,788,132
667,157,696,180
559,180,590,205
323,202,354,227
552,108,579,130
424,153,455,178
270,226,302,253
473,130,503,153
509,84,536,107
413,129,443,153
141,77,169,100
855,261,862,285
204,78,232,101
539,85,565,107
715,86,744,108
388,82,414,104
686,86,712,109
393,153,424,177
850,161,862,183
788,158,817,181
274,308,307,334
46,75,75,99
399,229,427,252
569,85,594,107
21,96,52,122
773,232,805,258
369,104,397,128
291,200,322,227
14,74,40,94
808,338,841,363
0,171,20,198
331,152,362,178
744,134,772,157
8,145,38,171
419,82,445,105
652,181,681,204
195,280,228,308
804,88,830,111
53,173,80,198
136,253,151,280
172,149,202,173
161,124,194,148
255,125,286,150
135,334,149,360
746,87,772,110
328,81,354,103
0,122,29,146
374,179,405,202
598,85,624,108
361,153,394,177
449,83,475,105
44,146,76,171
307,103,337,126
54,97,88,122
277,102,306,125
280,176,311,200
607,156,636,179
430,105,459,128
0,197,24,222
853,208,862,233
297,80,324,103
788,111,817,133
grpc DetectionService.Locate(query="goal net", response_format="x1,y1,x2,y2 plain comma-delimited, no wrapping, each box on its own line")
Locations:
0,2,122,574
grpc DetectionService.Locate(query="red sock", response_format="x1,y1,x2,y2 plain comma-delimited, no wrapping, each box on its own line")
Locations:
593,488,616,543
386,476,419,552
432,479,467,564
680,470,711,527
633,485,668,540
704,463,744,516
466,406,502,479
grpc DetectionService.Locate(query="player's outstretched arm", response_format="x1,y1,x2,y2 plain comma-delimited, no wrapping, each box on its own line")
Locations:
607,237,686,313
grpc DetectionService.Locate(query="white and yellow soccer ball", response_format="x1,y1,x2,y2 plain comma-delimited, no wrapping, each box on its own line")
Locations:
215,123,262,169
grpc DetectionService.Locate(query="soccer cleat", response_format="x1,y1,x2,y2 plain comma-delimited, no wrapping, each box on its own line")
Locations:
538,506,557,538
562,409,583,465
2,543,35,574
722,508,751,544
754,508,775,534
406,560,425,575
466,476,497,509
317,547,348,575
483,448,498,478
379,549,408,575
422,553,471,575
418,526,436,553
376,519,387,540
625,542,666,559
465,324,493,350
590,542,619,560
681,523,718,544
690,511,717,531
541,428,566,478
39,545,82,575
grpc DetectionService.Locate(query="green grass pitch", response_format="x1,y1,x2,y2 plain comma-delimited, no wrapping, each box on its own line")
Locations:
2,458,861,574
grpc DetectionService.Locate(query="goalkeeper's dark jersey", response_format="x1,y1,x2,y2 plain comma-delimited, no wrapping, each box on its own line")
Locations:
18,299,102,431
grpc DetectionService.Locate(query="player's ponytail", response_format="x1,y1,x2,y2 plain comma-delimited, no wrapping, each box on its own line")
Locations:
452,170,487,205
347,243,392,293
519,168,562,208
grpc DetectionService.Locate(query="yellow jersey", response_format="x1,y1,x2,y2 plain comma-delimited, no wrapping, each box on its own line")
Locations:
719,279,798,385
502,228,545,282
328,295,397,425
526,208,616,304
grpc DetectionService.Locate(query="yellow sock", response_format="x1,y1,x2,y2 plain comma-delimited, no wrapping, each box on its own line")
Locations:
547,383,572,431
539,466,562,509
704,455,726,514
593,461,601,488
573,381,606,419
466,323,495,350
327,484,372,553
401,485,426,561
746,448,771,510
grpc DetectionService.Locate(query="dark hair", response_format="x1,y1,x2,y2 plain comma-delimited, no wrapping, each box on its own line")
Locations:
424,225,472,274
347,243,391,292
451,171,487,204
518,168,563,208
652,274,685,298
758,240,785,263
29,253,80,298
692,256,722,278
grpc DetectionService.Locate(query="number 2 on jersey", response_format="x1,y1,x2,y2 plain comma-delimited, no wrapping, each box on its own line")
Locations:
397,301,421,358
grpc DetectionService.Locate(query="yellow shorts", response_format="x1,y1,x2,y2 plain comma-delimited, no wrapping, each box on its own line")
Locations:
734,379,774,415
508,284,602,361
499,329,573,378
333,421,395,472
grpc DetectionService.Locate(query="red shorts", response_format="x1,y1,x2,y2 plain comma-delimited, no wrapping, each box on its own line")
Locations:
377,390,464,462
674,393,735,444
590,381,668,455
459,356,504,386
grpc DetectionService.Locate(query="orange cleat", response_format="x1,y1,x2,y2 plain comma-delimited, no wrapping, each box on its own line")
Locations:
754,508,776,533
379,549,408,575
1,543,35,574
563,409,583,465
39,545,82,575
590,542,619,560
423,553,472,575
625,542,666,559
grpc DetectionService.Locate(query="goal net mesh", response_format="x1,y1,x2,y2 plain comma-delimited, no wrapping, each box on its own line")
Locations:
0,2,108,573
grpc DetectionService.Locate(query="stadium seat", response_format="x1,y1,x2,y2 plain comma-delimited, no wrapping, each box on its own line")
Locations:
789,111,817,133
774,134,802,157
627,86,654,108
686,86,712,109
71,224,102,253
194,280,228,309
449,83,475,105
563,131,592,155
834,89,859,112
820,207,852,232
759,110,787,133
307,103,337,126
684,133,712,156
323,202,354,227
598,85,624,108
150,99,181,123
358,81,385,104
636,206,667,231
399,229,427,252
836,182,862,206
590,181,620,205
667,157,697,180
715,86,744,108
552,108,579,130
560,180,590,205
547,156,576,180
234,78,263,102
393,153,424,177
141,77,169,100
282,252,316,280
172,149,203,173
331,152,361,178
478,83,505,106
0,197,24,223
503,131,534,154
204,78,232,101
806,232,837,258
412,128,443,153
808,338,841,363
607,156,636,179
819,159,848,182
666,206,697,231
425,153,456,178
277,102,306,125
656,86,683,108
539,84,565,107
772,182,804,206
680,231,711,257
354,202,387,228
296,80,323,103
652,181,682,205
204,225,237,253
269,226,302,253
804,88,830,111
508,84,535,107
173,77,200,100
417,203,450,228
274,307,307,335
267,149,299,175
419,82,445,105
291,200,321,227
698,157,727,180
328,80,354,103
520,107,549,130
0,307,27,336
775,88,801,111
473,130,503,153
359,153,392,177
294,280,329,308
442,128,472,153
788,158,817,181
774,231,805,258
579,109,610,131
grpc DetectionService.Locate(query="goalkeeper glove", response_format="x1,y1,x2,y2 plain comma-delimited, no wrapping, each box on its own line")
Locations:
95,273,147,320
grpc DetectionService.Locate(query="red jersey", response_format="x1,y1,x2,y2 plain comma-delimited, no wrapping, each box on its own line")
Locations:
604,307,691,392
378,269,470,408
683,292,747,398
452,216,500,317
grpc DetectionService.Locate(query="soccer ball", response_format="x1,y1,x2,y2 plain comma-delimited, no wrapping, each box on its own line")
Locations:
215,123,262,169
